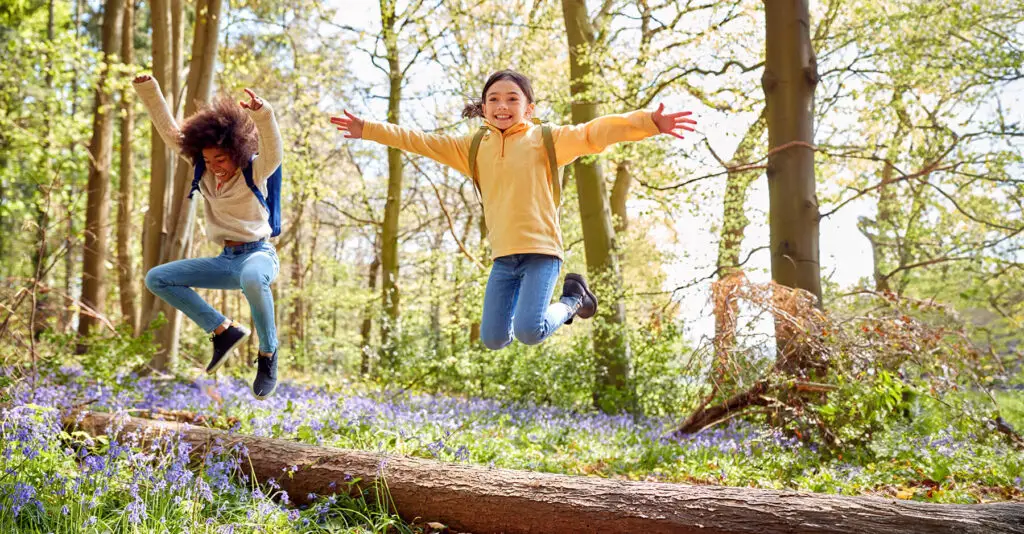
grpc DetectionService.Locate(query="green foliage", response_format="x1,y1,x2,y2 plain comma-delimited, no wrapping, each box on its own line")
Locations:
813,369,910,452
0,403,414,533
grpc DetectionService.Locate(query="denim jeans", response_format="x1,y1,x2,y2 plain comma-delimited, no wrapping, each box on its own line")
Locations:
480,253,578,350
145,241,279,353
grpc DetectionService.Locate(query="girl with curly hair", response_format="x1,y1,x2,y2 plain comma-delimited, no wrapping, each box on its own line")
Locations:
133,74,283,399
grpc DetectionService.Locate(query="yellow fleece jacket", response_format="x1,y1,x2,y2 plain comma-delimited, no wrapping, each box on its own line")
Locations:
362,110,660,260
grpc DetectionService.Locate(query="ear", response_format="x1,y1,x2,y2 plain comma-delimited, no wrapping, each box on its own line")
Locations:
525,102,536,119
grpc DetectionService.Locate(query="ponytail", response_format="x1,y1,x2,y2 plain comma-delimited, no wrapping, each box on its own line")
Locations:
461,100,484,118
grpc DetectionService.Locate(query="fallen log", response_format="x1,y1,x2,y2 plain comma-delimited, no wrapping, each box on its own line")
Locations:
69,411,1024,534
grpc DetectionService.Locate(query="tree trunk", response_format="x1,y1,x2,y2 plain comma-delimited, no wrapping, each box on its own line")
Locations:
170,0,184,113
711,113,765,393
78,0,125,340
70,411,1024,534
763,0,821,368
117,0,140,334
149,0,222,370
360,235,381,376
289,213,305,352
469,214,487,344
561,0,633,414
379,2,403,369
451,212,474,348
141,0,173,324
31,0,58,338
610,161,631,233
867,91,910,294
429,229,445,354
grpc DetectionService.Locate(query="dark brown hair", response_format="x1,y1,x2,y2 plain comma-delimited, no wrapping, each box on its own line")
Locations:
461,69,535,118
179,97,258,168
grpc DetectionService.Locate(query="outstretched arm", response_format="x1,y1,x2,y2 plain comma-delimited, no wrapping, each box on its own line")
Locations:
241,88,283,184
330,110,472,177
552,104,697,166
132,74,185,159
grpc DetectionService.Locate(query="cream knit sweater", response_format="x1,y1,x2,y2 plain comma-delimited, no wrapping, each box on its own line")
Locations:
133,78,283,244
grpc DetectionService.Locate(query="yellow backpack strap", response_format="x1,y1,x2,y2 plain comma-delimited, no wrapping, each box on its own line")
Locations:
468,126,488,201
541,124,560,205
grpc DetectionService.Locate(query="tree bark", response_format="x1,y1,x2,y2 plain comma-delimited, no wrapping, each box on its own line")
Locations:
561,0,633,414
763,0,821,303
763,0,821,374
289,212,305,352
429,228,445,354
117,0,140,334
61,0,85,333
360,233,380,375
469,214,487,344
610,160,631,233
31,0,58,338
141,0,173,324
379,0,403,369
866,90,911,294
70,411,1024,534
78,0,125,340
149,0,222,370
170,0,184,113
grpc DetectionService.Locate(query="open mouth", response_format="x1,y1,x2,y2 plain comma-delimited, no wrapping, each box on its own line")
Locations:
495,114,512,121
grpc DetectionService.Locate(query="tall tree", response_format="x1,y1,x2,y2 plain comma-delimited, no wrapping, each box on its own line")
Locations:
377,0,404,367
763,0,822,369
374,0,443,368
171,0,184,111
561,0,633,413
78,0,125,339
140,0,173,323
148,0,223,369
117,0,139,333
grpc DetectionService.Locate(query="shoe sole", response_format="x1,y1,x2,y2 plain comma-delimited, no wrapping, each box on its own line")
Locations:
206,329,251,374
567,275,599,319
252,383,276,400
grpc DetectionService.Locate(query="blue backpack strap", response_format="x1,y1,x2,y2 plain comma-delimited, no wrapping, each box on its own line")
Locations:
243,158,283,237
188,159,205,199
241,164,268,210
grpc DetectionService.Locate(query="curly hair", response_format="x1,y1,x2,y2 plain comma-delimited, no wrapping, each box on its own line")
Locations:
179,97,258,168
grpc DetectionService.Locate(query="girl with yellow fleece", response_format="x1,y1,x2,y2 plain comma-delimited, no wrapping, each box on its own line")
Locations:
329,70,696,350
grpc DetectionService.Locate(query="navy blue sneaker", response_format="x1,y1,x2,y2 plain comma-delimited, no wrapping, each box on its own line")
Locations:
252,350,278,400
207,322,250,374
562,273,598,325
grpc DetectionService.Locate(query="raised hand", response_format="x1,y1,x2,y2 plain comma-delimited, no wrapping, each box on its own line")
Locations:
329,110,364,139
133,74,152,84
651,103,697,140
240,88,264,111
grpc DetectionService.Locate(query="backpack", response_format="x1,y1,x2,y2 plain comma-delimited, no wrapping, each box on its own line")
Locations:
189,155,283,237
468,121,560,207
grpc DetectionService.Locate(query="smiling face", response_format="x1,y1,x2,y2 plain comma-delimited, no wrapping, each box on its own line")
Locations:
482,79,535,131
202,147,239,180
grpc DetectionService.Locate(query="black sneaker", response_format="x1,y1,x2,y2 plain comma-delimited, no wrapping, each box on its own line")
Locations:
207,322,251,374
252,350,278,400
562,273,598,324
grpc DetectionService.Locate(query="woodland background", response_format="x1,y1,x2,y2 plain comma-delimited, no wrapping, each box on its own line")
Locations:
1,0,1023,531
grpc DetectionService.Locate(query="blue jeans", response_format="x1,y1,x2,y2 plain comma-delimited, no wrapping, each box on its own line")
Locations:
145,241,279,353
480,254,579,350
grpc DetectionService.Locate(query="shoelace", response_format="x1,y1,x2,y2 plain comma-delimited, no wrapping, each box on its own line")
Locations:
254,355,274,372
